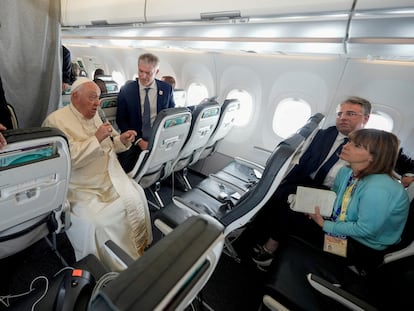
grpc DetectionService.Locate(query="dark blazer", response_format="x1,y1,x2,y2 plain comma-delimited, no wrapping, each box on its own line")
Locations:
285,125,413,184
62,45,72,84
395,148,414,176
284,126,339,185
116,78,175,138
0,76,13,129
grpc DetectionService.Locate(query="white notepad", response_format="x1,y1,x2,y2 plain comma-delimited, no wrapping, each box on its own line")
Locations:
291,186,336,217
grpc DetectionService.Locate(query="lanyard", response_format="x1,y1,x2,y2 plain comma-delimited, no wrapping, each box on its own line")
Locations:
333,174,358,222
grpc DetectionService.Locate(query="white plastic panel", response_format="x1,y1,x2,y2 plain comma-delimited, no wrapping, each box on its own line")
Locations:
146,0,353,22
348,1,414,59
61,0,146,26
355,0,414,10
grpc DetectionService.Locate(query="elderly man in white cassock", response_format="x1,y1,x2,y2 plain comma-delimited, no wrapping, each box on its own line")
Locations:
43,77,152,270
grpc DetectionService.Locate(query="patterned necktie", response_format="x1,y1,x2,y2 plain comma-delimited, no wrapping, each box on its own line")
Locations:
313,137,349,184
142,87,151,140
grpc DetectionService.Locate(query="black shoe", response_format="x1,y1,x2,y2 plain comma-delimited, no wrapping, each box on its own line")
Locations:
252,243,262,254
252,245,274,269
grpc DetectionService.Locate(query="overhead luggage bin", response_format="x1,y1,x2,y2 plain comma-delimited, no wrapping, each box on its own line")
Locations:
60,0,146,26
354,0,414,10
348,1,414,59
146,0,353,22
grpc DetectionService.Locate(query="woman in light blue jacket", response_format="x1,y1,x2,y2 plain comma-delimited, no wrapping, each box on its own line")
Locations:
253,129,409,272
311,129,409,271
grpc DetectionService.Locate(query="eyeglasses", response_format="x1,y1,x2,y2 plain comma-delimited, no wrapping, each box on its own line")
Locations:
336,111,363,118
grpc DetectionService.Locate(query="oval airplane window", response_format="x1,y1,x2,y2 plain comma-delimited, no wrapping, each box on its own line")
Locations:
111,70,126,89
174,89,187,107
365,111,394,132
273,98,311,138
186,83,209,106
226,89,253,127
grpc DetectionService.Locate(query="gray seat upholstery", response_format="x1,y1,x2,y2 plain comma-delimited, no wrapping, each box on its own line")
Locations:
263,197,414,311
155,113,325,259
99,93,119,131
60,93,71,108
0,127,71,259
190,98,240,165
90,215,225,311
167,99,221,190
129,107,192,207
263,233,414,311
9,215,225,311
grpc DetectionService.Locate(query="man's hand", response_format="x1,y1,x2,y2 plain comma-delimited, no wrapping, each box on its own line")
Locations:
120,130,137,146
95,122,113,143
136,139,148,151
401,174,414,188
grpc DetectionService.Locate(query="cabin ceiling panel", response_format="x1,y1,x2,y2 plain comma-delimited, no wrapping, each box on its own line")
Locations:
61,1,414,60
62,18,348,56
146,0,353,22
347,7,414,60
60,0,146,26
331,59,414,138
60,0,353,26
354,0,414,11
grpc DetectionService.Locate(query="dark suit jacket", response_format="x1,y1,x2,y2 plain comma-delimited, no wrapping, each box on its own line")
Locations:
285,126,339,185
395,148,414,176
284,125,413,186
0,76,13,129
116,78,175,138
62,45,72,84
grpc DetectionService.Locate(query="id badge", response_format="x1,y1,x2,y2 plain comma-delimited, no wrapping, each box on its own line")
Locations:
323,233,347,257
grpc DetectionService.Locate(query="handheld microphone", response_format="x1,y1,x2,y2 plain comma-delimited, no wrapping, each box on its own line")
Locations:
97,107,114,142
98,107,107,123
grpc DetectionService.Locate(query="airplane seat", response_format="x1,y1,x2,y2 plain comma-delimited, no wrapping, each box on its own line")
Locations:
6,215,225,311
203,108,323,198
167,99,221,191
261,198,414,311
99,93,119,131
61,93,72,108
0,127,71,261
6,103,19,129
190,98,240,166
89,214,224,310
128,107,192,208
177,112,324,211
154,113,325,260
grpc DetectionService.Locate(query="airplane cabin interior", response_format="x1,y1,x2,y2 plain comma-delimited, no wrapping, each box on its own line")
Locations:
1,1,414,310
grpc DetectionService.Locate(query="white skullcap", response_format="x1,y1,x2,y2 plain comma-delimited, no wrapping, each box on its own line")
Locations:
70,77,93,94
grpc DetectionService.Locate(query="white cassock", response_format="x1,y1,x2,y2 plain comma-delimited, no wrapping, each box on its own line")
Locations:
42,104,152,270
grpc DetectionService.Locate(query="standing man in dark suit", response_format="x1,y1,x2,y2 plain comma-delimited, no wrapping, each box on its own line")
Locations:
116,53,175,172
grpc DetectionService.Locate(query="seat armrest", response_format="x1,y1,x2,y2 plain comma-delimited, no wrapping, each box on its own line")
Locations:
90,215,225,311
233,156,265,174
384,240,414,264
307,273,378,311
128,149,148,178
103,240,135,270
262,294,290,311
154,200,198,235
209,173,248,194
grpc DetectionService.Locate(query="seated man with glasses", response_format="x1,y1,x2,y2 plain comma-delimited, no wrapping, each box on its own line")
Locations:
336,111,363,118
247,96,372,269
248,96,413,269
